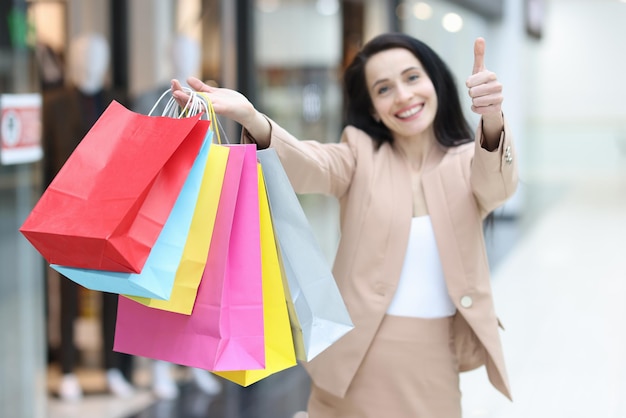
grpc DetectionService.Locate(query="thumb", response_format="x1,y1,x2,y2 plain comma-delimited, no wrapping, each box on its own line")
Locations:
472,37,486,75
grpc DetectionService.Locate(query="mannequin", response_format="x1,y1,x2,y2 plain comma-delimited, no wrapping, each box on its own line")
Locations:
43,33,134,401
131,34,222,400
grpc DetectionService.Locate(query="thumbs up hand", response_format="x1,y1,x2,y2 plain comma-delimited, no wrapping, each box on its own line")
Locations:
466,37,504,149
466,37,502,116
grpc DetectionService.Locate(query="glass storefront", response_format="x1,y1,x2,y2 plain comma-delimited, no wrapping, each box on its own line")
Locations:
251,0,345,263
1,2,47,417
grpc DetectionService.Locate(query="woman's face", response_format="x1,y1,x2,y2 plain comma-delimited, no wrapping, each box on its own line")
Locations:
365,48,438,142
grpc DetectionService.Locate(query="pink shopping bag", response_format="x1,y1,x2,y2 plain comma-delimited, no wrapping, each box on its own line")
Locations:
114,144,265,371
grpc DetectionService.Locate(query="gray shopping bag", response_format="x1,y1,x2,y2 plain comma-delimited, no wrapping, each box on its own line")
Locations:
257,148,354,362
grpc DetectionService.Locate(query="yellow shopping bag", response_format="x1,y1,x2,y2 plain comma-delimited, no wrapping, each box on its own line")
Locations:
214,164,297,386
126,144,229,314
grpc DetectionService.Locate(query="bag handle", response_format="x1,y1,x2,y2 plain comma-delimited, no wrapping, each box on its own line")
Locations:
148,87,229,145
197,91,230,145
149,87,207,119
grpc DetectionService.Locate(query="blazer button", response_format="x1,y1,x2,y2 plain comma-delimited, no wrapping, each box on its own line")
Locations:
504,146,513,164
460,295,473,308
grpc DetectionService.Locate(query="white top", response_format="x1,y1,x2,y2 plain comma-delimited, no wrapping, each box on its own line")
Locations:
386,216,457,318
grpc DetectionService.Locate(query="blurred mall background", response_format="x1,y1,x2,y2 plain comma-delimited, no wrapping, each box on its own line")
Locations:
1,0,625,417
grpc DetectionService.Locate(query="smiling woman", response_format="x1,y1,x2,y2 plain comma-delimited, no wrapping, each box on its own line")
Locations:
364,48,438,146
342,34,475,150
171,32,517,418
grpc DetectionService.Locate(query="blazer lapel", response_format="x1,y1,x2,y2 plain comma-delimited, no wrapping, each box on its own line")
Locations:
422,146,470,297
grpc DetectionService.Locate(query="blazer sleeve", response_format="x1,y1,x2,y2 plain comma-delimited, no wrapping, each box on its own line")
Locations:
470,116,519,216
242,116,358,198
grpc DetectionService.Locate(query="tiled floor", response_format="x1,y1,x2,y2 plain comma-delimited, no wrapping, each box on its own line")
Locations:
46,171,626,417
47,358,311,418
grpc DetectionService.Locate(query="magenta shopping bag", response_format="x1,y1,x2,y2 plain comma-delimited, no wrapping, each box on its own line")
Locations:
114,144,265,371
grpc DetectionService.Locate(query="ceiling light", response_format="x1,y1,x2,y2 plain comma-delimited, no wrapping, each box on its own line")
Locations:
442,12,463,32
414,2,433,20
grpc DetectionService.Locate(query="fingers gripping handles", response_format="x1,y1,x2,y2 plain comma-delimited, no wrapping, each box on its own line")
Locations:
150,87,225,145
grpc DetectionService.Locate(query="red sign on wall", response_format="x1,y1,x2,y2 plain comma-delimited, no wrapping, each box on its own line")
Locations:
0,94,43,165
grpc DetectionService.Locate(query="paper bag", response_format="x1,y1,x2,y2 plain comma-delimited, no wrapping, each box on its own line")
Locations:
20,101,207,273
214,163,297,385
128,144,230,312
114,144,266,371
51,131,213,299
256,148,354,361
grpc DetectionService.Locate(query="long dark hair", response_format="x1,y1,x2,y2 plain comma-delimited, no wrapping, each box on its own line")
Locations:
343,32,474,149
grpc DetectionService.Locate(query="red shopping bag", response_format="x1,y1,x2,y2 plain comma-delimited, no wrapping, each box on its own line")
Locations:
20,100,208,273
114,144,266,371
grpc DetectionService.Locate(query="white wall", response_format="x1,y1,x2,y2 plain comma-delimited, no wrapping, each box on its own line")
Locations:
532,0,626,121
526,0,626,182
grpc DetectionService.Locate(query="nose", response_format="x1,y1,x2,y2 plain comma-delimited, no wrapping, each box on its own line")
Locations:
394,83,412,103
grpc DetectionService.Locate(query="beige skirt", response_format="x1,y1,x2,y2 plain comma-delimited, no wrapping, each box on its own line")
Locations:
307,315,461,418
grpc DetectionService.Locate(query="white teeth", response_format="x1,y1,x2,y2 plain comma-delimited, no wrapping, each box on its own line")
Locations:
397,105,422,119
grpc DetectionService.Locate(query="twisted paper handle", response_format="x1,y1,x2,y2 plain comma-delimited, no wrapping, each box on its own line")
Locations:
149,87,227,145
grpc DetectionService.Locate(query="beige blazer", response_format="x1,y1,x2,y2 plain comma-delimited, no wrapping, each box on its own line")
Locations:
246,117,518,401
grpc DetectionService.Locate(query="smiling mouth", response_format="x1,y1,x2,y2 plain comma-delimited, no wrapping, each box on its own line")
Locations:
396,104,423,119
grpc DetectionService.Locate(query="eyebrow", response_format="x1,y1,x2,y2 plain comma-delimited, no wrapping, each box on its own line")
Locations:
370,66,423,90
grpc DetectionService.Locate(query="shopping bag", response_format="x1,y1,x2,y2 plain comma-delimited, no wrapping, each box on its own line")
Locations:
127,144,230,313
114,144,266,371
214,164,297,386
256,148,354,362
20,100,207,273
50,129,213,299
